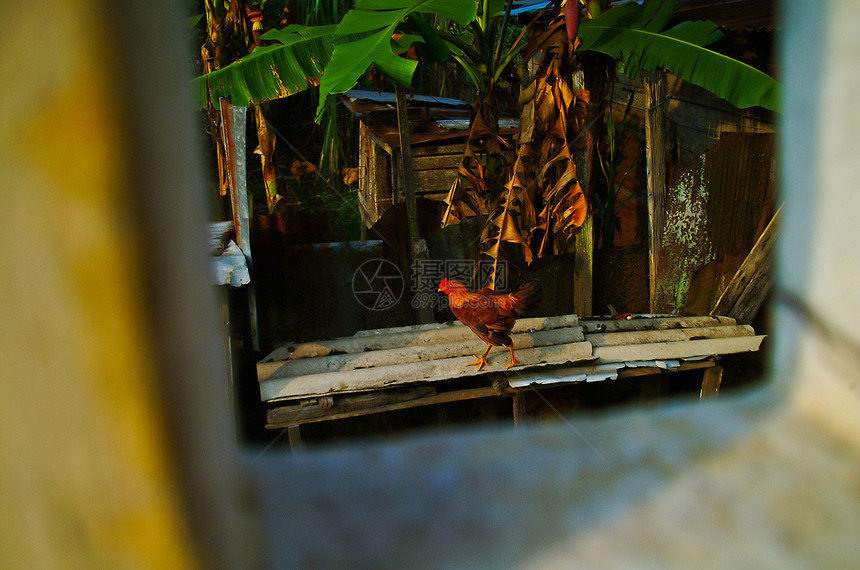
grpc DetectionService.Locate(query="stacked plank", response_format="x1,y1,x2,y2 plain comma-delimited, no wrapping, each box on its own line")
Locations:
258,315,591,403
258,314,765,403
510,315,765,387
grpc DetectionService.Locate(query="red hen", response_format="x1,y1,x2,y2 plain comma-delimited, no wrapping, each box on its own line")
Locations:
438,278,541,371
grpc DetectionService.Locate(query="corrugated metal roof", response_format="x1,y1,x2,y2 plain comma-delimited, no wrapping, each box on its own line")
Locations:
340,90,518,150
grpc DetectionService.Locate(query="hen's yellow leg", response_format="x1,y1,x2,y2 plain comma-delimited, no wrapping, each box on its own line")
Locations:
467,344,492,371
504,344,520,369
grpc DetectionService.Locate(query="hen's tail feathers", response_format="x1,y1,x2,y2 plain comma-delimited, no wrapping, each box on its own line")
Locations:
512,280,542,315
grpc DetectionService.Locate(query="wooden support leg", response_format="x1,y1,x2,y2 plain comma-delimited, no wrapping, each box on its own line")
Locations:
513,392,526,428
700,364,724,400
287,424,303,451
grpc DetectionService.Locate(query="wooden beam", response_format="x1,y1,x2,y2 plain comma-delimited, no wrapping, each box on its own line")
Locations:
592,335,765,363
711,206,783,323
259,314,580,365
579,315,736,334
260,341,595,402
573,70,593,316
700,364,724,399
267,386,497,428
258,327,586,381
513,392,527,428
644,72,667,313
395,85,434,323
358,120,370,240
585,325,754,348
287,425,303,450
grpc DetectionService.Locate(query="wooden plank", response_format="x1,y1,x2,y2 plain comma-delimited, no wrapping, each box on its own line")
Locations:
354,313,580,338
267,386,437,425
700,364,724,399
711,206,782,323
586,325,754,347
413,154,462,170
412,169,459,192
411,142,468,156
259,314,581,364
414,192,450,202
579,315,736,334
260,327,587,381
593,335,765,363
644,72,667,312
260,341,595,402
266,386,497,428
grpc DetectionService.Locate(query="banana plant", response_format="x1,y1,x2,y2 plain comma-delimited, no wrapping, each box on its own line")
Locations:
577,0,780,112
193,0,781,259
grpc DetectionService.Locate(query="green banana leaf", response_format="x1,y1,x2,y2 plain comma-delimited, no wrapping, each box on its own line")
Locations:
193,0,477,118
578,0,781,112
315,0,477,120
192,24,343,109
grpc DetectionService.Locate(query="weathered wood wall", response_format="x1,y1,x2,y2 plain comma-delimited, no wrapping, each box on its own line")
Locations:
605,72,777,316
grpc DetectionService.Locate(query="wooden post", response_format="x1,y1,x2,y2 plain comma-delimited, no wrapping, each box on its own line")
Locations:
711,206,783,322
287,425,304,450
358,120,369,242
513,392,527,427
700,364,724,399
395,85,434,323
644,72,667,313
395,85,420,243
573,72,594,316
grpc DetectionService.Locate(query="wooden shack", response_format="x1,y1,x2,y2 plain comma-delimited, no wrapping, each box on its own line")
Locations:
592,0,778,319
342,90,517,228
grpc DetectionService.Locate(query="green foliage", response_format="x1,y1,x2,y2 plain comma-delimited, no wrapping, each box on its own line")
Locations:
594,87,642,248
192,24,342,109
314,0,478,120
578,0,781,112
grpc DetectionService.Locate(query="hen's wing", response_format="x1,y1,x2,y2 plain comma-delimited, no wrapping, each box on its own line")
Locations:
470,316,515,347
449,289,517,347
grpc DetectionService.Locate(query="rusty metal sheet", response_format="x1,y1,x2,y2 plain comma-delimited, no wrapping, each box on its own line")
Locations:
655,132,775,315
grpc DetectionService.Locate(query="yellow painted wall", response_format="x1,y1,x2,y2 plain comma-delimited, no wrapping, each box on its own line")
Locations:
0,2,196,566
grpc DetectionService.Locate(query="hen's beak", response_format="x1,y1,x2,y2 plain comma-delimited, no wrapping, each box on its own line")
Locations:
437,287,443,292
